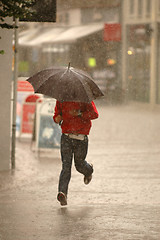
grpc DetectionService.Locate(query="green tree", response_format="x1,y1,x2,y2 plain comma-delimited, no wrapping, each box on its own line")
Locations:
0,0,35,29
0,0,35,54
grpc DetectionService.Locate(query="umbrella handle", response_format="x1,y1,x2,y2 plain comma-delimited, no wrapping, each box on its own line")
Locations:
59,120,63,126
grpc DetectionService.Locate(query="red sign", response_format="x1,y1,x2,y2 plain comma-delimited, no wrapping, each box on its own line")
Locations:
104,23,121,42
21,103,36,133
17,80,34,92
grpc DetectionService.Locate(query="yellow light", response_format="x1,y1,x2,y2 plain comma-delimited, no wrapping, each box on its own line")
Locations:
107,59,116,65
128,75,133,80
88,58,96,67
128,50,133,55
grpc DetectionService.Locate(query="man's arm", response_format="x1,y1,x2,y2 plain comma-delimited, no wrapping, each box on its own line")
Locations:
82,101,99,120
69,102,98,120
53,101,63,124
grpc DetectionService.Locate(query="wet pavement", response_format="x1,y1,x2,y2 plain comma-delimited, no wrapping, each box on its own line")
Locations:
0,102,160,240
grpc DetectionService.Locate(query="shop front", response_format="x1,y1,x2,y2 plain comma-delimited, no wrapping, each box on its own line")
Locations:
126,24,151,103
122,0,160,106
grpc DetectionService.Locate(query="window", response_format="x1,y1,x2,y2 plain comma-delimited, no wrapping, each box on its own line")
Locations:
138,0,143,17
146,0,151,17
127,24,151,102
158,0,160,16
129,0,135,15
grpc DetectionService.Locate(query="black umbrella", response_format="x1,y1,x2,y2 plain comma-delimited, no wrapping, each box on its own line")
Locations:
26,63,104,103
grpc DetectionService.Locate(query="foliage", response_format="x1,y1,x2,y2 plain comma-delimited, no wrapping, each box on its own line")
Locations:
0,0,36,29
0,0,36,54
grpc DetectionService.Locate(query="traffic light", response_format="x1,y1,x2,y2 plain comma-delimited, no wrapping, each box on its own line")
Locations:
20,0,56,22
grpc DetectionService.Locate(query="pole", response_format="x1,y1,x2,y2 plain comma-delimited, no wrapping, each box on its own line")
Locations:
121,0,127,92
150,0,158,106
11,18,18,169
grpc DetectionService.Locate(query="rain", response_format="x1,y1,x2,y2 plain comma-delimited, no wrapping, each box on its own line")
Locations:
0,0,160,239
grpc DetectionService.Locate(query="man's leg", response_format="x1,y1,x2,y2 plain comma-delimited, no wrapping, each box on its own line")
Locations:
58,134,73,195
73,136,93,177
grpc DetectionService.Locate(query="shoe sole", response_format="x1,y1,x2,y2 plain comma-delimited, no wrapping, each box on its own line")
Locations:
84,175,92,184
57,192,67,206
84,163,93,184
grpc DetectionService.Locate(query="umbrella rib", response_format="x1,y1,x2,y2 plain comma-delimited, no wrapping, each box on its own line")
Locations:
71,69,103,100
28,68,66,92
71,70,92,88
71,68,94,80
35,69,67,93
71,71,93,102
58,69,68,80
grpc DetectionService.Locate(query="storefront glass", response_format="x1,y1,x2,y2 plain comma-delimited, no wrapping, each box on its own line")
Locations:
127,24,151,102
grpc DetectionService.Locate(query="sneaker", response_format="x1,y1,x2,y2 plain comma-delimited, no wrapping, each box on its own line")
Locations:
57,192,67,206
84,164,93,185
84,174,92,184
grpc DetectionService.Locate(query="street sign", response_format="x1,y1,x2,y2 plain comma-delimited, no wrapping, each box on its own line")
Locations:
17,80,34,92
104,23,121,41
20,94,41,136
21,103,36,134
36,99,61,149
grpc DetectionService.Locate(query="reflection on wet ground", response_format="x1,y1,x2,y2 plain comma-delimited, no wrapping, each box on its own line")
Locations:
0,104,160,239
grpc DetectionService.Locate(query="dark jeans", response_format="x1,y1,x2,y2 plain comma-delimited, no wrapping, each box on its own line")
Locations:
58,134,93,195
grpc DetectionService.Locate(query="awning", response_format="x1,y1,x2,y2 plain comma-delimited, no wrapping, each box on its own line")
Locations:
18,23,104,46
26,27,66,46
18,28,41,46
52,23,104,43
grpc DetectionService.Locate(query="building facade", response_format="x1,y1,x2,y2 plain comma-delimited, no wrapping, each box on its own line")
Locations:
18,0,122,100
122,0,160,106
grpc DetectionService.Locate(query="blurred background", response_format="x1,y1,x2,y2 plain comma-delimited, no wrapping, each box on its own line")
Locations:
16,0,160,106
17,0,122,104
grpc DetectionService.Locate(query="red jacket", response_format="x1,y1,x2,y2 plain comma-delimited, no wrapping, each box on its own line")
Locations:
53,101,98,135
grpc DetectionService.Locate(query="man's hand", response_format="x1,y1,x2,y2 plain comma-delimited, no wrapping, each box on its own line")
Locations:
55,115,63,124
69,109,82,117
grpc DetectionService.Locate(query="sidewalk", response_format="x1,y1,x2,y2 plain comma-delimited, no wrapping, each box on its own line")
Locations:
0,103,160,240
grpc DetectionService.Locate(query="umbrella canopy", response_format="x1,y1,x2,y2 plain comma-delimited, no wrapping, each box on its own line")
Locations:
26,64,104,103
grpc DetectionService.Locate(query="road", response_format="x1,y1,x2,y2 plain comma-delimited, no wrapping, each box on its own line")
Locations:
0,102,160,240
